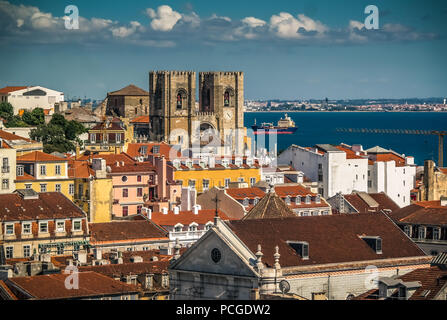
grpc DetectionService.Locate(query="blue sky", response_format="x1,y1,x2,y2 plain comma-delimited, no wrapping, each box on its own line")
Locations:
1,0,446,100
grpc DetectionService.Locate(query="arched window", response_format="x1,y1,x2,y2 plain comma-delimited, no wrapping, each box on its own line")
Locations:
177,92,183,110
224,90,230,107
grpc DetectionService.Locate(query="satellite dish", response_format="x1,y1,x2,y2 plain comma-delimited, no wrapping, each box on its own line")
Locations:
279,280,290,294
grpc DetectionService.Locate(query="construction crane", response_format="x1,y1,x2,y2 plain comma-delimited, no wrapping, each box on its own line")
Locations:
336,128,446,167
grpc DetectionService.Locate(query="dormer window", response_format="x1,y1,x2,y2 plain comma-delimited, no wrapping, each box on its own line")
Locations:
403,225,412,237
287,241,309,260
418,226,426,240
285,196,291,205
254,198,260,205
153,145,160,154
295,196,301,205
361,236,382,254
174,224,183,233
243,198,249,207
433,227,441,240
189,223,198,232
315,195,321,204
305,195,311,204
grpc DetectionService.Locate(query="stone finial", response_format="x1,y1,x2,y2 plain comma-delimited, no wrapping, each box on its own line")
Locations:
274,246,281,270
174,238,181,260
255,244,264,270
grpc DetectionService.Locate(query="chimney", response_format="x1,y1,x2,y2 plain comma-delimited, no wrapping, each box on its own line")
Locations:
193,205,199,215
162,207,168,215
209,157,215,169
173,206,180,215
441,196,447,207
94,248,102,260
143,207,152,219
76,251,87,264
405,156,414,166
116,161,119,167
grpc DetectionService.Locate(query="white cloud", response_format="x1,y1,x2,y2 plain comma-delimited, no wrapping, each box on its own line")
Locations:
349,20,364,31
242,17,266,28
111,21,143,38
146,5,182,31
269,12,327,39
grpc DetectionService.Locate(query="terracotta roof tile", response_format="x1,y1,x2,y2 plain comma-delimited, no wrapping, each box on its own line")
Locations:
0,192,86,221
243,192,296,220
0,129,33,143
226,187,265,200
228,213,427,268
17,151,66,162
108,84,148,96
0,86,28,94
130,115,150,123
388,201,447,225
7,272,139,299
126,142,180,159
90,220,168,243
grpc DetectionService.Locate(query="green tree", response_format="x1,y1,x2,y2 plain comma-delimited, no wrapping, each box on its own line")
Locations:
22,108,45,126
0,102,13,119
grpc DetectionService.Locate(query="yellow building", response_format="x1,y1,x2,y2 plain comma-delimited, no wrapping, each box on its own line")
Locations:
68,157,113,223
172,157,261,194
15,151,75,201
85,118,133,155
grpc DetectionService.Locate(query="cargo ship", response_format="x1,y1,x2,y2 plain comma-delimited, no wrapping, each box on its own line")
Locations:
251,114,298,135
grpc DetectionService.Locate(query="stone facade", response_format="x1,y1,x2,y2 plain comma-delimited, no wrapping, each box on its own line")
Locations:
419,160,447,201
149,71,245,154
105,85,149,119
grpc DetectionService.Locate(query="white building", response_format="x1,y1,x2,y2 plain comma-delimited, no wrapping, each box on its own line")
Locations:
0,140,16,194
278,144,368,199
0,86,64,115
278,143,416,208
366,146,416,208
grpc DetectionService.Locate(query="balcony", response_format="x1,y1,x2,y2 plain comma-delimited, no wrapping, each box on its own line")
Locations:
169,230,207,242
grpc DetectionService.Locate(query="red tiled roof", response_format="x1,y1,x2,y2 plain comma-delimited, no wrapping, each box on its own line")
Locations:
388,201,447,225
130,115,149,123
343,192,400,214
336,146,367,160
14,172,36,181
89,220,168,243
439,168,447,175
17,151,66,162
79,261,170,278
90,120,124,131
77,153,135,167
227,213,427,268
374,153,406,167
0,192,86,221
108,84,148,96
109,161,156,174
7,272,139,299
0,129,33,143
68,160,95,179
274,185,316,197
0,86,28,94
150,209,235,226
226,187,265,200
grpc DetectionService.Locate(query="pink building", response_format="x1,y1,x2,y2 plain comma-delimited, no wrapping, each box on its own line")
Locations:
110,161,156,218
110,156,182,218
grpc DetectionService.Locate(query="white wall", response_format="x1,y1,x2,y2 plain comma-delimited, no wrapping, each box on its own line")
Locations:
7,86,64,115
369,161,416,208
278,146,368,198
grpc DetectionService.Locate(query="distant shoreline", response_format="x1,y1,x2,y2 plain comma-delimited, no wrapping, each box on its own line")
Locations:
244,110,447,113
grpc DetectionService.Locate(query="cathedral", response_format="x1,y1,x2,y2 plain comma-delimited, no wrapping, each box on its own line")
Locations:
148,71,247,155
